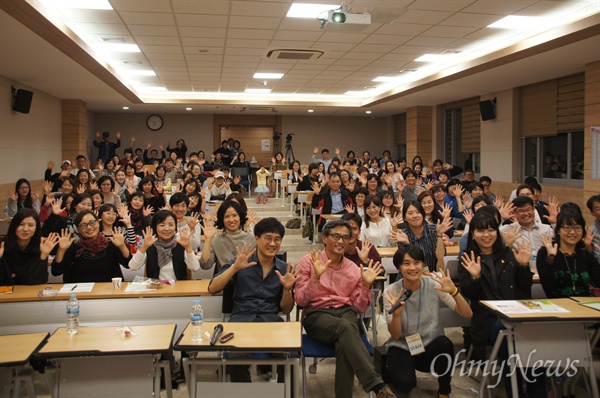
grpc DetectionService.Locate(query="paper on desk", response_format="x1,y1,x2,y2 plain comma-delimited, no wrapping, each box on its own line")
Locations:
59,283,95,293
578,301,600,311
125,282,156,292
486,300,569,314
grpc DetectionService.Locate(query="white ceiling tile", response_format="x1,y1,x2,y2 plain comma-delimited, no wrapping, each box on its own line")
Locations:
112,0,173,13
352,43,397,53
182,38,226,47
145,53,185,61
128,25,178,36
118,12,175,26
185,54,224,62
394,9,453,24
227,39,272,48
516,1,578,16
378,53,419,62
190,70,222,76
61,9,121,24
441,12,502,28
171,1,230,15
139,45,183,54
186,61,224,68
223,55,260,63
390,45,438,54
408,0,476,12
268,40,316,48
179,27,227,38
273,30,322,41
462,0,538,15
175,14,229,28
342,52,383,60
76,23,130,35
229,16,282,30
165,84,193,91
318,32,369,43
148,60,187,67
278,18,324,31
183,46,224,55
374,23,430,36
422,25,478,38
228,28,275,40
135,36,181,46
362,34,412,45
310,42,355,51
153,66,188,72
404,36,454,47
231,1,291,17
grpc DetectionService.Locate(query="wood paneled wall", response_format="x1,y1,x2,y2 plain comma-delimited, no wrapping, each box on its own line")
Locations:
220,127,274,167
584,61,600,225
62,100,87,162
393,113,407,145
406,106,432,163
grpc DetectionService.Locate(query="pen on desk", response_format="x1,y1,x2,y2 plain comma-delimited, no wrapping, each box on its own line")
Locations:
71,285,77,291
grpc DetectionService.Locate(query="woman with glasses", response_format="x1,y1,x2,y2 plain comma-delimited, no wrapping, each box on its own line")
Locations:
7,178,41,217
129,210,199,280
97,176,121,207
51,210,131,283
199,200,256,274
537,207,600,298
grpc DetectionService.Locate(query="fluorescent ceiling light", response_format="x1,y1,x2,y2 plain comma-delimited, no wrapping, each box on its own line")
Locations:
287,3,339,18
253,73,284,79
49,0,112,10
245,88,272,94
137,86,167,92
102,44,141,53
488,16,544,29
415,54,454,62
122,70,156,76
372,76,401,82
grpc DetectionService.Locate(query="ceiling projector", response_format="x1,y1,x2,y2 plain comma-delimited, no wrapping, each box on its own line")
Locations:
327,9,371,25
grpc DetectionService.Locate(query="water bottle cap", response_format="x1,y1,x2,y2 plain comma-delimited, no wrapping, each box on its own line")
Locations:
70,293,77,298
193,299,200,304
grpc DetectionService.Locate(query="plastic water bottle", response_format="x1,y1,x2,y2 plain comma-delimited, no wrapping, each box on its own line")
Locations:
2,204,8,219
190,300,203,341
66,294,80,334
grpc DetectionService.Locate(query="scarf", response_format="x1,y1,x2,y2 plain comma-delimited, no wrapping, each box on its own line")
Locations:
76,233,109,258
155,240,177,269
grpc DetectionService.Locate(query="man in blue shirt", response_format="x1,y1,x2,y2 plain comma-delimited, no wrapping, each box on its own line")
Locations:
208,217,298,382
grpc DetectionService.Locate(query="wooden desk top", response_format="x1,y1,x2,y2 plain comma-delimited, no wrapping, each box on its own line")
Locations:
176,321,301,352
0,332,49,366
377,244,459,258
321,214,343,220
39,324,176,358
481,298,600,321
570,296,600,303
0,280,213,303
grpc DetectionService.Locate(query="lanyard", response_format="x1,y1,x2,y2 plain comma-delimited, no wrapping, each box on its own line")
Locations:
404,280,422,333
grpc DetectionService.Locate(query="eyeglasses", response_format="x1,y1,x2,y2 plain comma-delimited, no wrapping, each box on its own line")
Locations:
561,225,583,232
262,235,282,245
326,233,351,242
516,207,534,214
78,219,98,230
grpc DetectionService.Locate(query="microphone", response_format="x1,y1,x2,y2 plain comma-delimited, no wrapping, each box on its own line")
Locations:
387,289,413,314
210,324,224,346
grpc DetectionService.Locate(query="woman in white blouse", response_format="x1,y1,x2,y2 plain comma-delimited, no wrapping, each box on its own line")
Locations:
360,194,401,247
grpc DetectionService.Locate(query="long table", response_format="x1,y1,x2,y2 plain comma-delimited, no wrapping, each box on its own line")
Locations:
0,281,222,337
480,298,600,398
176,321,301,398
39,324,176,397
0,332,49,398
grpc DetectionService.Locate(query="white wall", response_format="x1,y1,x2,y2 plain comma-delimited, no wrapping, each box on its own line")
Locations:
92,113,214,161
282,115,392,164
480,88,520,182
0,74,62,184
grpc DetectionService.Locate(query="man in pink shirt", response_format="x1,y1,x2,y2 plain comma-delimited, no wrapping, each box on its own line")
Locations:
295,219,394,398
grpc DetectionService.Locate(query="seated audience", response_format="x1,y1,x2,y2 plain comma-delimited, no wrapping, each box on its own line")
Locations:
7,178,41,217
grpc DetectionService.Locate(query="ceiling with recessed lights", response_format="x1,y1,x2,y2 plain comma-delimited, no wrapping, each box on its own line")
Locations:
1,0,599,115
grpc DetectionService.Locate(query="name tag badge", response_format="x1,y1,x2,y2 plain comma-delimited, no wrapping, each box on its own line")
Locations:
406,333,425,356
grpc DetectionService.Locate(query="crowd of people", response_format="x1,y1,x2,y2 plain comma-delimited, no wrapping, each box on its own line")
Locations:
1,132,600,398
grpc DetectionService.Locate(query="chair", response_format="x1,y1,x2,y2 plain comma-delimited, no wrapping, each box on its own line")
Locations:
231,167,252,198
300,311,373,398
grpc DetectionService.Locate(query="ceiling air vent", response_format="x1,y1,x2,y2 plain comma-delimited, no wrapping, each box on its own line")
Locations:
265,49,325,61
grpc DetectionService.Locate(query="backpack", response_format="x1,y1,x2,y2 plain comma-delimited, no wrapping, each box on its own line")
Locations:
302,219,314,241
285,218,301,229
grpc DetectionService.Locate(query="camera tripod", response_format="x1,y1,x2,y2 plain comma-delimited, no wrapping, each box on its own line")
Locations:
285,140,295,166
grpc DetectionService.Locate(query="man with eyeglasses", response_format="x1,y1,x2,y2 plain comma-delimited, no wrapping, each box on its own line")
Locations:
208,217,298,382
500,196,553,273
295,219,394,398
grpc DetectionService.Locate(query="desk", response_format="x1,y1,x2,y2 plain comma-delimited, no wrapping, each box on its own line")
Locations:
480,298,599,398
176,321,301,398
39,324,176,397
295,191,314,227
0,332,48,398
0,281,222,336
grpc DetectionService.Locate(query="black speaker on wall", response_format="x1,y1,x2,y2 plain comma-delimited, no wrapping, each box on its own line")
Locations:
12,87,34,114
479,98,496,121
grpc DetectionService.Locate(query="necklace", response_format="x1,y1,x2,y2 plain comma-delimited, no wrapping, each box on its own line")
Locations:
562,252,577,291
